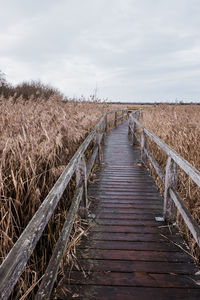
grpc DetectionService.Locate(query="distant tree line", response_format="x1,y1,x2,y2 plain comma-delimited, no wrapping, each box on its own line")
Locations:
108,101,200,105
0,70,64,101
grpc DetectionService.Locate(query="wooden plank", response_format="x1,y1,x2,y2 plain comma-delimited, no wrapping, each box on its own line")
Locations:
91,198,161,204
90,183,158,188
59,285,200,300
90,193,162,205
94,173,153,177
98,175,153,179
94,192,163,197
79,249,193,263
95,193,161,198
79,240,181,252
100,169,150,173
90,225,175,234
96,183,157,187
91,197,163,203
97,198,162,203
88,232,183,243
67,271,198,288
73,259,198,274
96,213,158,220
89,187,158,192
96,219,164,226
95,204,162,210
96,208,161,214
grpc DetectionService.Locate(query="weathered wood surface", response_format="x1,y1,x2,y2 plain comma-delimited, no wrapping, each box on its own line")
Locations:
56,122,200,300
36,185,83,300
169,188,200,247
141,129,147,163
164,157,178,222
144,148,165,183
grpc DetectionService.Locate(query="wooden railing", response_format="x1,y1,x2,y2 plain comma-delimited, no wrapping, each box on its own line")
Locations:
128,110,200,248
0,109,128,300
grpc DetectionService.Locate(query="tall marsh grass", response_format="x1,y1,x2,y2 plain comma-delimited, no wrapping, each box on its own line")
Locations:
0,93,126,298
141,104,200,262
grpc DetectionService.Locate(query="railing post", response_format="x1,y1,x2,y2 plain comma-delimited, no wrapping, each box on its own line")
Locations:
128,115,136,145
104,114,107,133
95,134,102,164
122,110,124,121
76,156,88,219
164,157,178,222
141,129,147,163
128,113,132,134
132,121,137,145
128,119,131,136
114,111,117,127
102,116,107,144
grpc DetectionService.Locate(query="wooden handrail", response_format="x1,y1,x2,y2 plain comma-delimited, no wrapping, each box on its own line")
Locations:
128,110,200,248
0,109,128,300
129,114,200,187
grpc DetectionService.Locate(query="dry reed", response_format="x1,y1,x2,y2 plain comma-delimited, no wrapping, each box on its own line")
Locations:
0,93,127,298
141,104,200,262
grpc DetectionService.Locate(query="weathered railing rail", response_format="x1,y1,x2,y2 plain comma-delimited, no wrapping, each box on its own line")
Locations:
0,109,128,300
128,110,200,248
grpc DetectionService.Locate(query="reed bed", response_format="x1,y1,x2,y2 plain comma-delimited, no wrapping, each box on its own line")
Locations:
141,104,200,262
0,93,128,299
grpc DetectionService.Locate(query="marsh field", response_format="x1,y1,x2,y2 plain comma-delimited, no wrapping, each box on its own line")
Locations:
141,104,200,262
0,94,199,298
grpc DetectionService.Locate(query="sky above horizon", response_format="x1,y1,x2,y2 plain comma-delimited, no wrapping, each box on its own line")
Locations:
1,0,200,103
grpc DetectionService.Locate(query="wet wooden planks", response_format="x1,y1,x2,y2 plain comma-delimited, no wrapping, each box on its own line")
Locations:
56,122,200,299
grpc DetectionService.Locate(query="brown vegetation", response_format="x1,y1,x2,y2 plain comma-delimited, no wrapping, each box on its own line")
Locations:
0,91,129,298
1,78,199,298
141,104,200,262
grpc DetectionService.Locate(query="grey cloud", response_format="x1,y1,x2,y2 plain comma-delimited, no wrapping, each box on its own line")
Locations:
0,0,200,102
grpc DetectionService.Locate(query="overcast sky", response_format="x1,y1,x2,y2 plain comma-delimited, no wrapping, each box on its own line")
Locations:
1,0,200,103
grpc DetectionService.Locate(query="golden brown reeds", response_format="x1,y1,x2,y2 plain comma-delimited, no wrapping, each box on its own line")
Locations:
141,104,200,262
0,93,128,298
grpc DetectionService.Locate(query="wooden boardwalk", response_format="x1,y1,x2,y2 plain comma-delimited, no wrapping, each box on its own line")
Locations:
57,122,200,300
